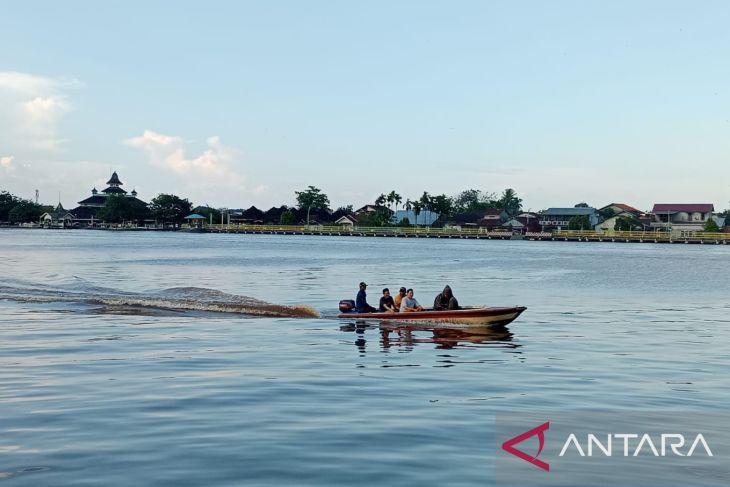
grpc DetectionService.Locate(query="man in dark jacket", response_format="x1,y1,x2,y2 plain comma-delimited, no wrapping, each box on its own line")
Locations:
433,285,459,311
356,282,377,313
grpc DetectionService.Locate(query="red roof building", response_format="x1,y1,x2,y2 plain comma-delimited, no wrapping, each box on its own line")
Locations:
652,204,714,213
649,204,715,230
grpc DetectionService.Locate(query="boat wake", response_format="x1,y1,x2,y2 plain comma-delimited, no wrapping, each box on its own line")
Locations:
0,280,319,318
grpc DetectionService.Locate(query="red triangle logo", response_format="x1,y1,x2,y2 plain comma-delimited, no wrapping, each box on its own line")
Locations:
501,421,550,471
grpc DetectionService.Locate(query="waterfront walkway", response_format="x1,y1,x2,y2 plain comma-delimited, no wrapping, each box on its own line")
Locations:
202,224,730,244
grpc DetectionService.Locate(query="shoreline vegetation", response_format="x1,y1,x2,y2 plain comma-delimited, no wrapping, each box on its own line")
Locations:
3,185,730,244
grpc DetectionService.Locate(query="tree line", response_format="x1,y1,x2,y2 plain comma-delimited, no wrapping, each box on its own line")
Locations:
4,186,729,230
0,190,196,226
0,191,50,223
1,186,523,226
292,186,524,227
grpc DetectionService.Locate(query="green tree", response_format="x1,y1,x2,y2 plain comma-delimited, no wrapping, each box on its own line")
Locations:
412,200,422,225
497,188,523,216
192,205,221,223
279,210,295,225
568,215,591,230
357,207,392,227
420,191,432,225
574,202,590,208
393,192,402,215
7,199,45,223
431,194,454,219
386,191,395,212
295,186,330,224
149,194,193,227
451,189,496,214
704,217,720,232
0,191,19,222
97,195,149,224
614,215,642,231
397,217,411,227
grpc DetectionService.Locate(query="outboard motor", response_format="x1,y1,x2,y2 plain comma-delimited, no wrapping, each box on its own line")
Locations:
339,299,356,313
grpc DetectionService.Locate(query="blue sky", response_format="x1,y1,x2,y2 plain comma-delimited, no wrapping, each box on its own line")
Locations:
1,1,729,212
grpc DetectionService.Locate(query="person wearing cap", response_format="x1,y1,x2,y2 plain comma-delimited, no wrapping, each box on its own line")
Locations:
393,287,407,310
355,282,377,313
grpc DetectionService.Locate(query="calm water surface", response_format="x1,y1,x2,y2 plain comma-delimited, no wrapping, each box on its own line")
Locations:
1,229,729,486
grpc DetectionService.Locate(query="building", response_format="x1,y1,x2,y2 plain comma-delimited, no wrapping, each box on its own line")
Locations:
539,207,600,230
334,215,358,227
354,204,382,215
40,203,75,228
392,209,440,226
514,212,542,233
650,204,714,231
442,209,507,230
599,203,642,216
70,171,147,225
595,203,650,231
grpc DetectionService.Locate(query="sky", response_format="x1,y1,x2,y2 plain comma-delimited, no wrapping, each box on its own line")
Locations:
1,0,730,212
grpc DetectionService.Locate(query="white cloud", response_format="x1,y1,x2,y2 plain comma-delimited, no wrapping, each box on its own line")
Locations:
252,184,268,195
0,71,78,151
124,130,246,191
1,155,14,172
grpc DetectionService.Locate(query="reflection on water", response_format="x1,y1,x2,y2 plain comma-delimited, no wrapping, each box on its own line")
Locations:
2,231,730,486
340,322,519,354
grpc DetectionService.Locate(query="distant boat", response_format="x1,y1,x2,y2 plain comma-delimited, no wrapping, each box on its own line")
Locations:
337,306,526,327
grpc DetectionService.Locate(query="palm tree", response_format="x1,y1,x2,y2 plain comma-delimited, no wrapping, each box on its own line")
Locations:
420,191,431,226
412,201,422,226
386,191,395,224
404,198,412,224
394,193,402,216
375,193,386,207
387,191,395,212
498,188,523,216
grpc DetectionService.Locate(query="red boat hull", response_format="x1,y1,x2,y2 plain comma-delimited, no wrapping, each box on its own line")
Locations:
337,306,526,326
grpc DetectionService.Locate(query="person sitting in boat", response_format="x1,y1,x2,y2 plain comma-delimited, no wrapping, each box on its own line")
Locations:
433,285,459,311
356,282,377,313
400,288,424,312
379,288,398,313
393,287,407,310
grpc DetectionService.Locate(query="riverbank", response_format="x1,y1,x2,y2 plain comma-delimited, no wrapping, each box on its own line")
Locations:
202,225,730,245
4,224,730,244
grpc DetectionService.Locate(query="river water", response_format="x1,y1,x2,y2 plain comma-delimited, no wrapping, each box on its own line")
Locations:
1,229,729,486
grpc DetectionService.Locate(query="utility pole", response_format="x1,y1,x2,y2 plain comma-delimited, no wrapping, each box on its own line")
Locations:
667,210,672,242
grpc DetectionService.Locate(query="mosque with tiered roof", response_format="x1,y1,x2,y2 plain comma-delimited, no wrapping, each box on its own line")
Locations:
71,171,146,225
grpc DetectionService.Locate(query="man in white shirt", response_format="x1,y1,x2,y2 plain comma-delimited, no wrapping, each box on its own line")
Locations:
400,288,424,312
